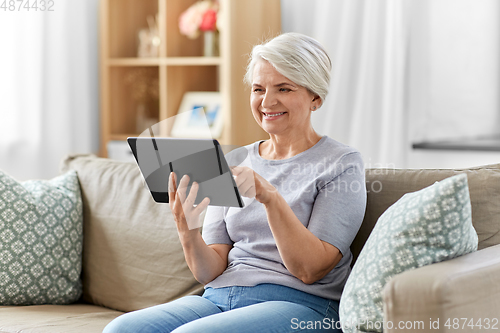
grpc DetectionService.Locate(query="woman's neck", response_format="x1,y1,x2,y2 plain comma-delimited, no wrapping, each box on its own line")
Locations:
259,131,322,160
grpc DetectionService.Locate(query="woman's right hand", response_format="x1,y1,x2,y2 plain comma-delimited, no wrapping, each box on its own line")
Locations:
168,172,210,237
168,172,229,285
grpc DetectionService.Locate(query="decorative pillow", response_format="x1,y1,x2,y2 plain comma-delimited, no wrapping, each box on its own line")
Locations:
0,170,83,305
339,173,478,333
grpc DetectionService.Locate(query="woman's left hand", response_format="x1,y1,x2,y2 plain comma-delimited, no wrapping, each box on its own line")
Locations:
230,166,278,205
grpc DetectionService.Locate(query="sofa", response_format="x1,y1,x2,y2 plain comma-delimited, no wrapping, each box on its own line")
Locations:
0,154,499,332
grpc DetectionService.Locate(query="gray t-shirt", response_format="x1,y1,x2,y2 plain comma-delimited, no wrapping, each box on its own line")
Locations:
202,136,366,301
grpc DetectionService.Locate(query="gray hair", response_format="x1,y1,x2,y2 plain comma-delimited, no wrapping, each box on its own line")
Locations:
244,32,332,104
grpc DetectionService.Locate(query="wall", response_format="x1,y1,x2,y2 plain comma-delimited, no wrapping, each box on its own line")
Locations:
0,0,100,181
407,0,500,168
281,0,500,169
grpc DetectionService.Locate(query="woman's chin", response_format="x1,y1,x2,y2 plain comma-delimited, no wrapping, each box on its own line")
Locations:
260,122,282,134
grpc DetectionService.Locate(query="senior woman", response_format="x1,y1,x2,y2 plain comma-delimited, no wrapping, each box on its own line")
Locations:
104,32,366,333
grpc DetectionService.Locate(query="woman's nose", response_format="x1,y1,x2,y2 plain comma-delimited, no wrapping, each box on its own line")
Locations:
262,91,278,108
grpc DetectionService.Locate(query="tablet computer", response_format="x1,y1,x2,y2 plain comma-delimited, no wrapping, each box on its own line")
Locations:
127,137,244,208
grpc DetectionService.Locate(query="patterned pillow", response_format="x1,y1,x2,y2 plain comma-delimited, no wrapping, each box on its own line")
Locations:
0,170,83,305
339,174,478,332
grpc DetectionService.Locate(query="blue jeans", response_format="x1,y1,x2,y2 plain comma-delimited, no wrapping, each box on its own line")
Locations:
103,283,341,332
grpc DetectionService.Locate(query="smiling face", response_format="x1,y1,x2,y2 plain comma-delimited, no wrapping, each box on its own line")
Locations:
250,60,321,139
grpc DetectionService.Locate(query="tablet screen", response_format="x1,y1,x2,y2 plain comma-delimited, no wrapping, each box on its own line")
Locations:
128,137,244,208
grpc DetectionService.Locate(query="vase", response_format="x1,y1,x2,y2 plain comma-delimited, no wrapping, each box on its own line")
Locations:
136,102,158,133
203,30,219,57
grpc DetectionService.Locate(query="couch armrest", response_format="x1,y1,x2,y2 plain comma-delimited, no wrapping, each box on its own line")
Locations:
382,244,500,332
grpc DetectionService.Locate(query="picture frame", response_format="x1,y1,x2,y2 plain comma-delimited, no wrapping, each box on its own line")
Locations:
170,91,223,139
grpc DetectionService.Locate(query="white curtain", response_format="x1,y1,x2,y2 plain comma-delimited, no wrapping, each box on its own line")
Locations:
0,0,99,181
281,0,410,168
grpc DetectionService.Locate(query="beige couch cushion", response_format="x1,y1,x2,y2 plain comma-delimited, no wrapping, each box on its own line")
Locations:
352,164,500,264
383,244,500,333
60,155,203,313
0,304,122,333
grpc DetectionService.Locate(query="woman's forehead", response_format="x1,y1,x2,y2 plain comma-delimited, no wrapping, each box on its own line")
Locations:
252,60,294,85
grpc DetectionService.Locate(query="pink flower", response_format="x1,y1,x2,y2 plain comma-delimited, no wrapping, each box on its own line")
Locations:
200,9,217,31
179,6,202,39
179,0,218,39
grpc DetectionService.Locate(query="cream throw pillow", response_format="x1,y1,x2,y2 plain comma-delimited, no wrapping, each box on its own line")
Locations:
61,155,203,312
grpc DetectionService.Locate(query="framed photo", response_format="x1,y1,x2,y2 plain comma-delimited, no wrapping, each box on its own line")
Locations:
170,91,223,139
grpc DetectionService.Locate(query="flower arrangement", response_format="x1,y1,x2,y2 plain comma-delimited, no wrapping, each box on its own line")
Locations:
124,68,159,103
124,68,159,132
137,14,160,57
179,0,219,39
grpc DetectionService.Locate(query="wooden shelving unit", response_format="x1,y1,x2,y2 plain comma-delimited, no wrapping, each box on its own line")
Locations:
99,0,281,156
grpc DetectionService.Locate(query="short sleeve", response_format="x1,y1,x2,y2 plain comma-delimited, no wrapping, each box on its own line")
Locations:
307,152,367,256
202,205,233,245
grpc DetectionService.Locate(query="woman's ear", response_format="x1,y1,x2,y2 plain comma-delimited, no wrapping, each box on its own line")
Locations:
311,95,322,111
